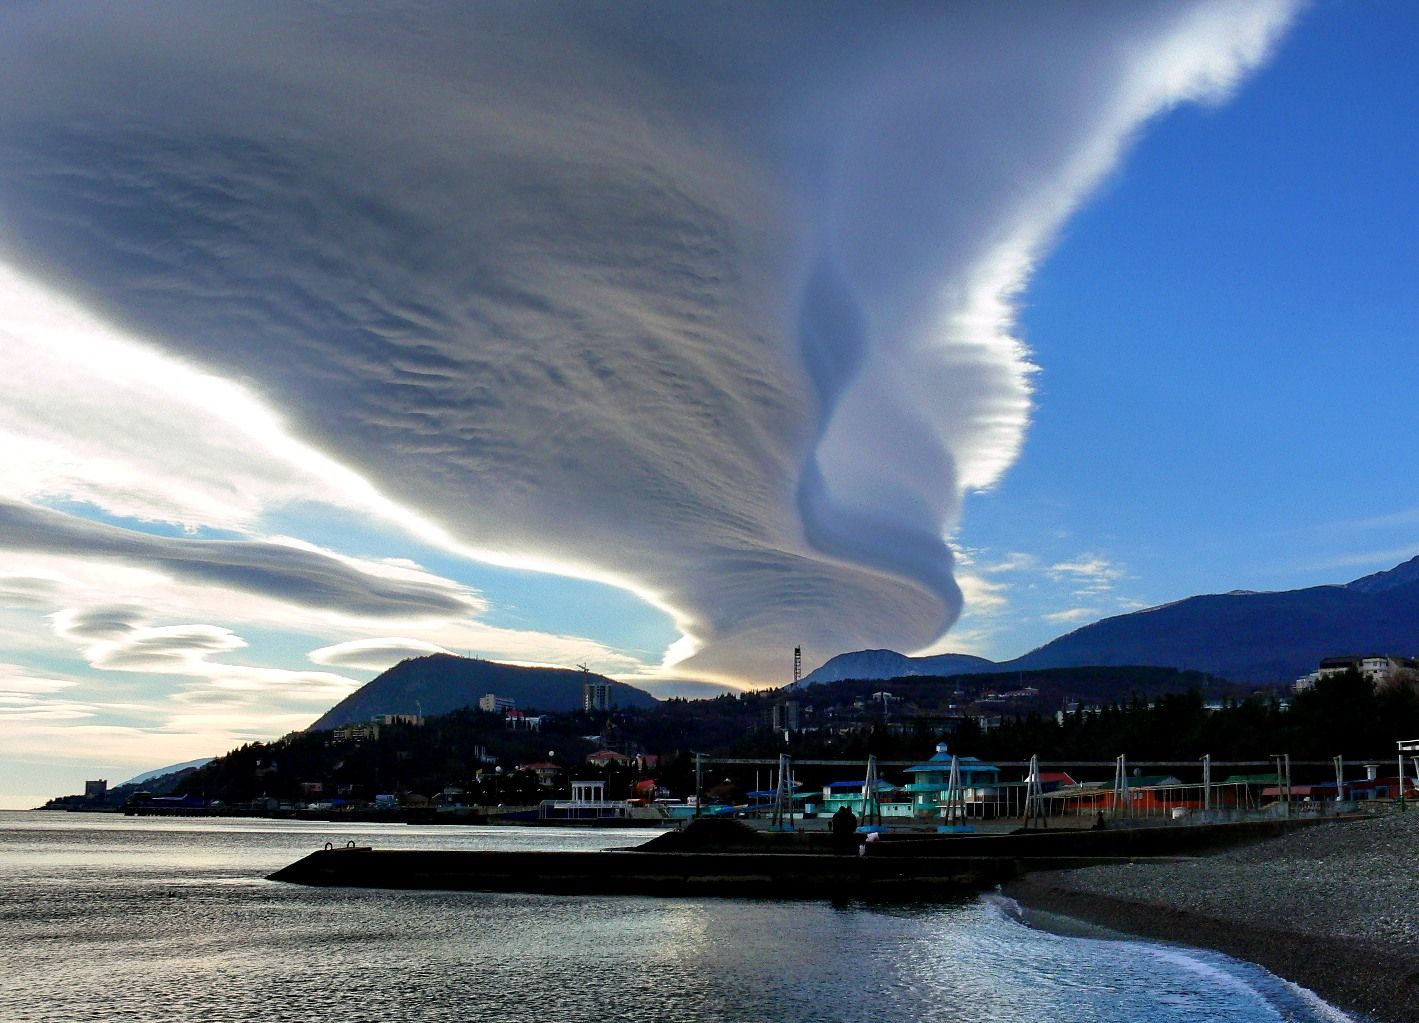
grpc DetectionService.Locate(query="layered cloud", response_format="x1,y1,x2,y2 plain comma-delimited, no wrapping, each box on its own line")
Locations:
1,501,484,620
0,2,1298,689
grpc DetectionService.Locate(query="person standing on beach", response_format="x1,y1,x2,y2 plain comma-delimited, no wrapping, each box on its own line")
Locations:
831,804,858,854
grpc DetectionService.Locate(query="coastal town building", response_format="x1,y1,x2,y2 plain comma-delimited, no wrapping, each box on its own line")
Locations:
770,700,800,732
478,693,515,713
1294,654,1419,692
539,779,632,821
373,713,424,727
503,709,543,732
818,778,913,818
516,761,563,787
904,742,1001,819
332,714,425,744
583,680,612,712
585,749,631,768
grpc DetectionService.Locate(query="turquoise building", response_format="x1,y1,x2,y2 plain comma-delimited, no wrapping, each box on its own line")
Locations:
904,742,1001,819
818,779,913,818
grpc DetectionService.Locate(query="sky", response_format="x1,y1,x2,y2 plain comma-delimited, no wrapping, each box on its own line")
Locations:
0,1,1415,807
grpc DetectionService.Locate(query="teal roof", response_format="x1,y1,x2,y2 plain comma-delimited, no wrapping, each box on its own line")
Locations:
1122,775,1184,788
905,757,996,774
1221,773,1280,785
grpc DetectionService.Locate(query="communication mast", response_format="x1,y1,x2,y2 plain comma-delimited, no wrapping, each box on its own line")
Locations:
793,646,801,685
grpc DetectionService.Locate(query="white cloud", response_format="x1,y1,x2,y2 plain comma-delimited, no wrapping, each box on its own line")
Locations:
0,662,81,695
308,637,451,672
985,552,1042,574
1048,556,1127,595
954,571,1010,616
1042,607,1100,624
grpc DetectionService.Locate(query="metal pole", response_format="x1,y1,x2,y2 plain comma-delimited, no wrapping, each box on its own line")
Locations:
1203,754,1212,813
1285,754,1292,810
1334,755,1345,803
694,752,703,818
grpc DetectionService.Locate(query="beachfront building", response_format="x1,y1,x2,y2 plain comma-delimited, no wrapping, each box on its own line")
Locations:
904,742,1002,820
539,779,631,821
818,779,914,818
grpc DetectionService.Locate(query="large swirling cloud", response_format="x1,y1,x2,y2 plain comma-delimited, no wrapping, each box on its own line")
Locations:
0,2,1297,685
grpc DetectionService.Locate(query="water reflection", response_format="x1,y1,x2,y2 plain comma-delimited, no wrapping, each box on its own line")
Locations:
0,812,1349,1023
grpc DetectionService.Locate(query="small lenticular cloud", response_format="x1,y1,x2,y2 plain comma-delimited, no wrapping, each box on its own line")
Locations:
309,638,452,673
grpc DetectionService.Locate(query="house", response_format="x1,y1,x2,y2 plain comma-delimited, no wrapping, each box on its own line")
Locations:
585,749,631,768
516,761,563,787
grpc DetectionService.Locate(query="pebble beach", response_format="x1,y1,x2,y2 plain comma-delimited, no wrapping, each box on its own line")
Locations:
1006,810,1419,1022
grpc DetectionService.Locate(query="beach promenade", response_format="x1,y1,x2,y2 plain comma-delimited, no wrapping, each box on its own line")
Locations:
1007,809,1419,1022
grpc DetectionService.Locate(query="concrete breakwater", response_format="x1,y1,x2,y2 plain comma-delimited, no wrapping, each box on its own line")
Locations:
266,815,1335,899
266,844,1135,897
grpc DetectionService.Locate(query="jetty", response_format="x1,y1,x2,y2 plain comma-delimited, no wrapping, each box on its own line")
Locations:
266,815,1333,899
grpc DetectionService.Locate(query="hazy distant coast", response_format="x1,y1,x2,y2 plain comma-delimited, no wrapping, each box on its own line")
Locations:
1007,811,1419,1022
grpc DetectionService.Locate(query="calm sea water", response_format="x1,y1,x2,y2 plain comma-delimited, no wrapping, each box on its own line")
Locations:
0,811,1353,1023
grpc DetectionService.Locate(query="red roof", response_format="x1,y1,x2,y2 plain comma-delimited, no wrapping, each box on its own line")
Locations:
517,762,561,771
1040,772,1078,786
586,749,630,763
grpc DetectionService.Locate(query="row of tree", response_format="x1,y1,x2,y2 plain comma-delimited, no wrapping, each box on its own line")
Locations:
176,668,1419,804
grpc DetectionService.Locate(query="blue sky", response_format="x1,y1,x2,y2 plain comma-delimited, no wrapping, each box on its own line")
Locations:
952,0,1419,656
0,1,1413,806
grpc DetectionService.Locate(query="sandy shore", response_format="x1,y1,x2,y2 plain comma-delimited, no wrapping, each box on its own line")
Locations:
1005,810,1419,1022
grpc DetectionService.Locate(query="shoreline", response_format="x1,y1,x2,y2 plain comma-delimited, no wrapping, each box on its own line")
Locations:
1004,811,1419,1023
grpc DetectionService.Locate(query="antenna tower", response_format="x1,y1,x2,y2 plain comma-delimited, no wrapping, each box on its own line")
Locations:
793,646,801,685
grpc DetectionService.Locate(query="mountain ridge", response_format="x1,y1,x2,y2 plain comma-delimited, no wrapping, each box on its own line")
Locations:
309,654,657,731
797,555,1419,686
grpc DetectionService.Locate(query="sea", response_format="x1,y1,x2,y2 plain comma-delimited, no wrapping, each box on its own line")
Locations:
0,811,1355,1023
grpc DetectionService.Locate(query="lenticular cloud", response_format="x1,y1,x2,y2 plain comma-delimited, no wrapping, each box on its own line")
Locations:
0,2,1296,683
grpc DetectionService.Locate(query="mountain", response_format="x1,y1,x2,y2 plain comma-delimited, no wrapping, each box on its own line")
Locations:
309,654,657,731
797,556,1419,685
120,758,214,786
796,649,996,686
